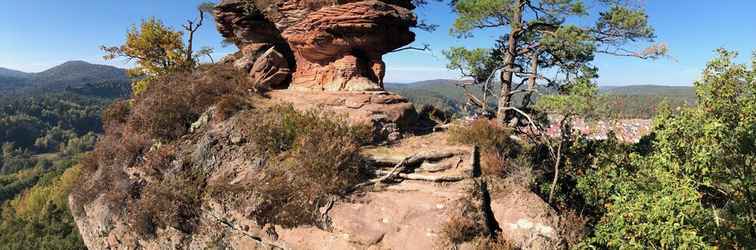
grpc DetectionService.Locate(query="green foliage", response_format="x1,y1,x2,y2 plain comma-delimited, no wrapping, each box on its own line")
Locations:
575,49,756,248
536,76,603,117
585,164,711,248
0,163,86,249
0,93,106,174
450,0,515,37
0,68,122,249
444,47,500,83
102,18,189,96
449,0,664,117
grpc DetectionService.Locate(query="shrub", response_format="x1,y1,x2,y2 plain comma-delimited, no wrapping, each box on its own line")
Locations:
440,181,496,247
244,105,370,156
233,106,370,227
101,99,131,129
128,64,250,140
449,119,521,178
448,118,514,153
214,95,253,121
442,214,484,244
129,166,206,236
558,210,588,248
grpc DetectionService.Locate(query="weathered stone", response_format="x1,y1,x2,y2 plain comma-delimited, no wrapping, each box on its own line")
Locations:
249,47,291,89
490,186,562,249
266,89,417,142
215,0,416,91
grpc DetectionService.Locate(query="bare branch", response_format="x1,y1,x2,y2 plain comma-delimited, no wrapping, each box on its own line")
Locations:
390,44,431,53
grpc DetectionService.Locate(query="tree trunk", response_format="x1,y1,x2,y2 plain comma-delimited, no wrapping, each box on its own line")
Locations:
522,51,539,107
186,29,194,65
496,0,523,124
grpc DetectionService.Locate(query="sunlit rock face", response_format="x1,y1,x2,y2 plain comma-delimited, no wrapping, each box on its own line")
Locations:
215,0,416,91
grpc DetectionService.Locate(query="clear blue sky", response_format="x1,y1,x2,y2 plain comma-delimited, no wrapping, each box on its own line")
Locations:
1,1,754,85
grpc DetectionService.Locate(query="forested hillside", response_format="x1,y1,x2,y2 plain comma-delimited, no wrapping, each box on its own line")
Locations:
0,62,129,248
0,61,130,98
387,80,696,118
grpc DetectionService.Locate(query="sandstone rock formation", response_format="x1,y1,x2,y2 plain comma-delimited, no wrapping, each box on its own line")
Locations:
214,0,416,91
71,118,563,249
266,89,417,142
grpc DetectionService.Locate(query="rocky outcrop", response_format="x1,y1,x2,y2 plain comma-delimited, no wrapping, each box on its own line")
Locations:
69,115,482,249
70,101,566,249
266,89,417,142
214,0,416,91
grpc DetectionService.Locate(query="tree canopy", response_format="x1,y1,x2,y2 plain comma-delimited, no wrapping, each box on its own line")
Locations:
446,0,667,121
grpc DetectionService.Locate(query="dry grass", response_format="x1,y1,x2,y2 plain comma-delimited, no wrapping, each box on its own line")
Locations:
214,95,253,121
101,99,131,129
558,209,588,248
440,181,493,247
449,118,523,178
448,118,514,153
441,214,484,244
128,64,250,140
471,235,516,250
233,106,371,228
481,151,506,177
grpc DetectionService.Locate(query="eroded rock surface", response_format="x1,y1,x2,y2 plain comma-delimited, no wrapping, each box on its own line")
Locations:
215,0,416,91
70,114,480,249
491,187,561,249
266,89,418,142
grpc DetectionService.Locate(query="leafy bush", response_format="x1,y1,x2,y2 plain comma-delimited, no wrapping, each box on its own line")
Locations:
576,49,756,248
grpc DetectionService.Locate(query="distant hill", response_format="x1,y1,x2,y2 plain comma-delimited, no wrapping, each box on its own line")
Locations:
0,61,131,98
602,85,695,97
0,67,32,90
387,79,697,118
386,79,470,113
0,67,32,79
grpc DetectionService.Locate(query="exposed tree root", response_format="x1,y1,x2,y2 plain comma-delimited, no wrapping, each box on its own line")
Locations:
375,170,467,182
352,148,474,191
364,149,465,166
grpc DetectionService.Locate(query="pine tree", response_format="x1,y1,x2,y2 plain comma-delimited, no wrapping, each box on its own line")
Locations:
449,0,667,123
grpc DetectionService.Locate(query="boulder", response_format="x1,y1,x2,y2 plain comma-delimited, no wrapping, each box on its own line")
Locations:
490,186,562,249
